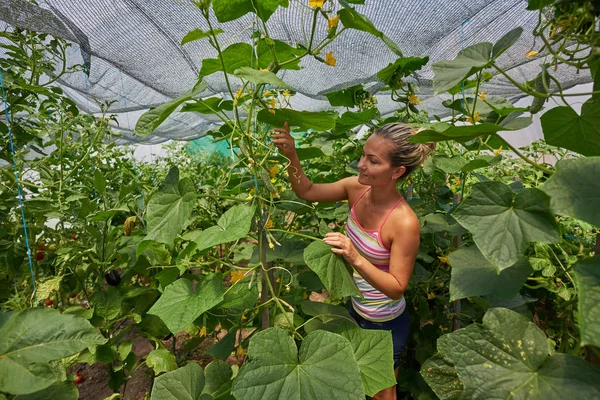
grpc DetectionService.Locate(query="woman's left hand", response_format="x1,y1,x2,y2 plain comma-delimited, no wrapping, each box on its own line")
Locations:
323,232,361,265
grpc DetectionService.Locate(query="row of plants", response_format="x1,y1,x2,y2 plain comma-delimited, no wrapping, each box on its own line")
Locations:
1,0,599,399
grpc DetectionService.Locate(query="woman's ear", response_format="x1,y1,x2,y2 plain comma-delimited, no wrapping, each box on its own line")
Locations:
393,166,406,180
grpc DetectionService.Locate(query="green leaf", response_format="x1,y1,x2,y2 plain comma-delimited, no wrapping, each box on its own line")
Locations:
207,329,237,360
14,381,79,400
453,181,559,270
337,323,397,396
410,121,523,144
420,213,467,236
492,27,523,59
213,0,288,22
150,362,209,400
431,42,493,95
433,155,468,174
257,39,303,70
436,308,600,399
203,360,233,397
199,43,254,77
250,240,307,265
0,308,105,395
420,353,463,400
191,204,255,252
295,147,326,161
541,157,600,226
333,109,378,135
91,286,122,319
448,246,532,301
181,28,223,45
325,85,364,108
180,97,225,115
233,66,290,88
93,169,106,195
220,277,259,311
303,241,361,299
574,256,600,348
148,275,225,334
301,301,354,333
257,108,337,131
231,328,364,400
134,82,207,136
146,349,178,375
376,56,429,86
527,0,555,10
338,8,402,56
540,100,600,156
143,167,196,246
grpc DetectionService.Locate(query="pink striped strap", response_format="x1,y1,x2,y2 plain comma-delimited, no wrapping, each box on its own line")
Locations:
378,196,403,231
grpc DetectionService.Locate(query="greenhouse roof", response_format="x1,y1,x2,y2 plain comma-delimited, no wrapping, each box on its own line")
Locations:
0,0,593,143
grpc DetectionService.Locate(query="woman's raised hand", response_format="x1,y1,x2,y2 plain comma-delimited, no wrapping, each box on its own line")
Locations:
271,122,297,159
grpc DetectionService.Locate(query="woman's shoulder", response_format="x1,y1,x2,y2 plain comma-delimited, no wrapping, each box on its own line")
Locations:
386,201,420,236
343,177,369,205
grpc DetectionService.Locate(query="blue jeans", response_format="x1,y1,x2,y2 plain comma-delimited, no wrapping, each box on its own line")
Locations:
349,306,410,369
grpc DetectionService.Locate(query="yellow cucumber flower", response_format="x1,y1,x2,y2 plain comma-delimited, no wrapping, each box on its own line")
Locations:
309,0,325,8
282,90,290,98
230,271,246,284
408,95,422,105
265,219,274,229
325,51,336,67
494,146,503,156
526,50,538,58
269,164,279,177
235,88,245,99
466,112,480,124
479,91,487,100
328,15,339,30
199,326,207,337
268,242,275,249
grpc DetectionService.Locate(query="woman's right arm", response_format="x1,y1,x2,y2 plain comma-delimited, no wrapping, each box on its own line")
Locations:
271,122,354,203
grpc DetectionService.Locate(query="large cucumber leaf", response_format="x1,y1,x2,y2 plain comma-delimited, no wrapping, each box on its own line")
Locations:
231,328,364,399
184,204,255,253
420,353,463,400
199,42,254,77
148,275,224,334
431,308,600,399
257,108,337,131
150,362,211,400
143,167,196,247
304,241,361,299
0,308,106,395
574,256,600,348
453,181,559,270
448,246,532,301
134,82,207,136
213,0,288,23
540,100,600,156
541,157,600,226
337,322,397,397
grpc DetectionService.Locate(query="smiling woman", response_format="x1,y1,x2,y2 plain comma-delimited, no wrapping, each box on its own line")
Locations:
272,122,435,400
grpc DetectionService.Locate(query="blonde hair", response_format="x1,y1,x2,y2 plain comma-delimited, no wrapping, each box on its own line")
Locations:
372,122,436,179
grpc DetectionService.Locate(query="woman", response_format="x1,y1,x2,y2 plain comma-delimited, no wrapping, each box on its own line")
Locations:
272,122,435,400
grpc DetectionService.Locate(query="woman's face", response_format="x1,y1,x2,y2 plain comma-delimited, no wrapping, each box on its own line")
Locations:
357,135,405,186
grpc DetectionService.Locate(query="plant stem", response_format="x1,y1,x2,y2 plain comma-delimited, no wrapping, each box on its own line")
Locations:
492,133,553,175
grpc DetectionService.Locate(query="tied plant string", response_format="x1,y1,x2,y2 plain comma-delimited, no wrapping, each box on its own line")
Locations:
0,67,39,306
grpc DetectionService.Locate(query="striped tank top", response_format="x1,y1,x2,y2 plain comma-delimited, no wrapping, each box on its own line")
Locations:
347,187,407,322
